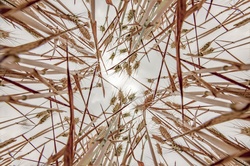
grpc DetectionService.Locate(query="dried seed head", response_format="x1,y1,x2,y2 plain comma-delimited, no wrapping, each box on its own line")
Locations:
202,91,209,97
137,120,145,132
135,105,143,112
119,125,125,132
0,30,10,39
181,44,186,50
97,126,106,133
61,132,69,137
136,136,141,144
48,79,54,85
36,111,48,118
153,20,162,31
60,32,69,40
125,64,132,76
122,136,128,140
159,126,171,141
234,18,250,27
152,116,162,124
123,62,129,68
223,65,229,71
119,48,128,54
183,78,190,88
203,47,214,55
21,95,27,100
144,94,154,108
60,43,67,50
0,138,16,148
60,77,67,87
121,97,127,104
100,25,105,32
143,90,151,96
79,25,91,40
204,157,212,164
133,61,140,70
197,52,204,56
127,9,135,22
46,109,53,114
38,114,50,124
170,42,176,48
186,75,196,80
109,22,114,30
122,112,131,118
181,29,190,33
114,133,121,139
129,53,137,63
110,96,117,105
113,103,121,113
171,143,181,151
128,93,136,101
134,108,139,113
129,26,137,33
125,34,131,41
152,134,165,144
84,22,90,28
118,90,125,101
200,41,212,52
67,14,79,23
114,64,122,73
64,116,70,121
74,117,80,124
109,52,115,60
56,85,66,91
230,103,250,112
156,143,162,155
96,83,102,87
122,25,128,30
104,34,113,46
184,115,191,123
159,163,165,166
144,32,153,40
69,56,78,63
240,127,250,136
147,78,154,83
115,144,123,156
88,41,95,49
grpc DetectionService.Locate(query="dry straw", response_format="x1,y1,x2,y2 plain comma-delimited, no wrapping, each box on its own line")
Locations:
0,0,249,166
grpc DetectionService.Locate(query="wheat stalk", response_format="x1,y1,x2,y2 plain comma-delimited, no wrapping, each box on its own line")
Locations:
0,0,249,165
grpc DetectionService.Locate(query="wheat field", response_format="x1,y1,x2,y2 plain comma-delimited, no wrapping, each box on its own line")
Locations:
0,0,250,165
